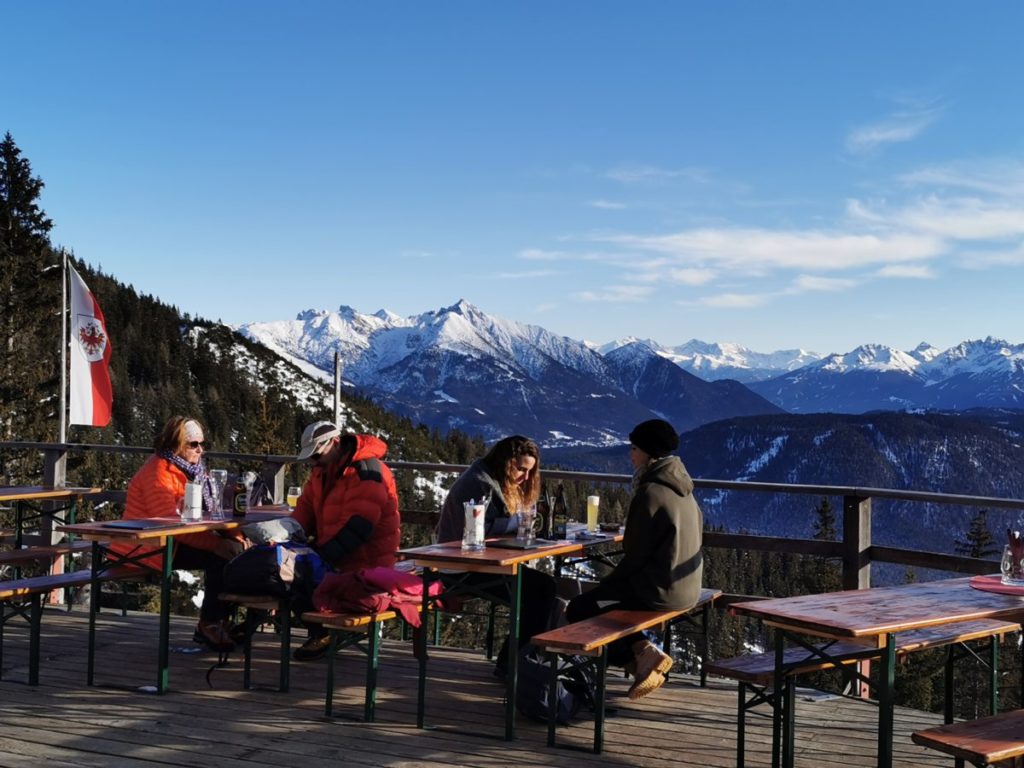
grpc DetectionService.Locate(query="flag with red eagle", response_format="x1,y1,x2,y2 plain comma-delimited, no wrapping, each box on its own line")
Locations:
68,264,113,427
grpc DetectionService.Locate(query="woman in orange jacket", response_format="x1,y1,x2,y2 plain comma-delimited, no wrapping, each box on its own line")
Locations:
120,416,246,651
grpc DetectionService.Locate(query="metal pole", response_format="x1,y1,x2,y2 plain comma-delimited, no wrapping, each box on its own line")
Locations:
334,350,344,428
59,251,67,444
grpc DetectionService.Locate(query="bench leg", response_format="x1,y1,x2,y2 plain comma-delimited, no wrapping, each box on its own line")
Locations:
736,682,747,768
417,569,435,729
87,542,100,686
989,635,999,716
945,645,955,724
365,619,382,722
485,601,497,660
277,598,291,693
325,631,338,717
699,602,710,687
28,595,42,686
546,650,558,748
593,650,607,754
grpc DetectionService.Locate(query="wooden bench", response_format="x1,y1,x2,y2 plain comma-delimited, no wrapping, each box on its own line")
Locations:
303,607,419,722
1,566,143,685
706,619,1021,768
218,593,293,692
0,540,92,568
912,709,1024,767
531,587,722,754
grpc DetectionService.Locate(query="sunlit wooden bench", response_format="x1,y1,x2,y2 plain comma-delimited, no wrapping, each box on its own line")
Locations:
531,587,721,754
912,709,1024,767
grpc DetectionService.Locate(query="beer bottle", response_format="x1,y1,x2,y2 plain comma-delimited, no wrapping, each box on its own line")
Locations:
552,482,568,539
233,474,248,517
536,484,552,539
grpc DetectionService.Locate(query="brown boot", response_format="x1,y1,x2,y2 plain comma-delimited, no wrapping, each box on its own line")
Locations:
627,641,672,700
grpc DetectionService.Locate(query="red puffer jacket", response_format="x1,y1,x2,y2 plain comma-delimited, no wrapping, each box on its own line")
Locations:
292,434,400,573
113,454,231,570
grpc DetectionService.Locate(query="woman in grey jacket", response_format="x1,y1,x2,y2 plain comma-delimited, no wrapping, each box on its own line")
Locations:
566,419,703,699
436,435,558,675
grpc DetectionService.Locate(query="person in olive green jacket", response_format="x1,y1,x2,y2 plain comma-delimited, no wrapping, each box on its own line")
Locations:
566,418,703,700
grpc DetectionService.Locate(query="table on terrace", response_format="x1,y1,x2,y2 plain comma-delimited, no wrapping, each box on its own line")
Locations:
730,576,1024,768
399,528,623,741
58,506,290,694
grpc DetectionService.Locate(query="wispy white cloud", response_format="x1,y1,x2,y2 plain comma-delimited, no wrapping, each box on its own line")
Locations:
846,103,941,154
680,292,772,309
518,248,566,261
496,269,557,279
606,165,712,184
600,228,943,271
575,285,653,303
669,268,716,285
875,264,936,278
588,199,627,210
956,243,1024,268
788,275,859,293
899,160,1024,198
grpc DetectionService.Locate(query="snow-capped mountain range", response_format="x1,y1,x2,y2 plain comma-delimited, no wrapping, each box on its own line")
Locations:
237,300,1024,444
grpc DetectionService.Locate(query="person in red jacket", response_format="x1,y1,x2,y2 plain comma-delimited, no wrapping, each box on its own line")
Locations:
120,416,247,652
290,420,401,660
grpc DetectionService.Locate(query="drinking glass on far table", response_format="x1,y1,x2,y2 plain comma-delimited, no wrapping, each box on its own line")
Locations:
586,495,600,532
286,485,302,510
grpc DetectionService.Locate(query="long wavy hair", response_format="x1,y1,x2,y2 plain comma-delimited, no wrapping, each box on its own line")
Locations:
482,435,541,513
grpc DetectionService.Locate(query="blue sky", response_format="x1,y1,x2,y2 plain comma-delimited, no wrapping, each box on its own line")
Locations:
6,1,1024,355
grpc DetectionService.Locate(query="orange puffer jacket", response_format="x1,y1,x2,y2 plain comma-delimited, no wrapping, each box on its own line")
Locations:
112,454,228,570
292,434,400,573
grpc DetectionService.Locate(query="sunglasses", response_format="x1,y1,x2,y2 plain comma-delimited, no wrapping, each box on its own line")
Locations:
187,440,206,449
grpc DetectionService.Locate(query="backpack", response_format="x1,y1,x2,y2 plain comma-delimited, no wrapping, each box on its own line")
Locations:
222,542,329,598
514,643,597,725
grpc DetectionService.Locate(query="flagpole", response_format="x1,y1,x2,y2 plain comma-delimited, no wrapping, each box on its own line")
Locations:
59,250,67,444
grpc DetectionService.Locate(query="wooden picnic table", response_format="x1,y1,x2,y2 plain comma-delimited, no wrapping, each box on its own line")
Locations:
731,576,1024,768
399,527,623,741
58,506,290,694
0,485,103,548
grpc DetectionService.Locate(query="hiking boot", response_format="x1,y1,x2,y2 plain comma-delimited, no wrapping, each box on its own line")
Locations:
293,633,331,661
627,642,672,700
193,620,235,653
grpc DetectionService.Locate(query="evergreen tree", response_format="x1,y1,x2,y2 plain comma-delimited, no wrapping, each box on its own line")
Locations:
954,508,999,558
0,132,61,456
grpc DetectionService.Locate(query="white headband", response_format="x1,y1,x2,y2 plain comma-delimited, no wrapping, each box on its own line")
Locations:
183,420,204,442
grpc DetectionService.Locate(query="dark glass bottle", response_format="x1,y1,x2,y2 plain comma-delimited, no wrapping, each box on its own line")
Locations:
536,484,552,539
552,482,569,539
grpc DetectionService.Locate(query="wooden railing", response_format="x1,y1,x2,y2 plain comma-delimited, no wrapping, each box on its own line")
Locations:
3,441,1023,591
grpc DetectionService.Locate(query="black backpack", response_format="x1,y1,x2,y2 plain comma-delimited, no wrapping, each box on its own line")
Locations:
514,644,597,725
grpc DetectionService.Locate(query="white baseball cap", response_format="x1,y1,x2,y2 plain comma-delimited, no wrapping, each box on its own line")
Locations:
297,420,341,461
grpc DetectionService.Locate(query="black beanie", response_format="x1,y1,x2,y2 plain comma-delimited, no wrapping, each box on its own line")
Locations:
628,419,679,458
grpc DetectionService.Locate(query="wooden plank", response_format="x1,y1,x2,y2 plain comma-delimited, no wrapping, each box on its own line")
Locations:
0,541,92,566
912,710,1024,764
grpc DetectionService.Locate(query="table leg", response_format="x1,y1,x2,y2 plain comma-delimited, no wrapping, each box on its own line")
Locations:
877,632,895,768
416,567,434,729
771,630,784,768
504,565,523,741
157,537,173,694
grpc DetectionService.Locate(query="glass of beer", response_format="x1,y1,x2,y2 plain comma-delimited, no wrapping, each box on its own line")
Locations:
286,486,301,510
586,495,600,532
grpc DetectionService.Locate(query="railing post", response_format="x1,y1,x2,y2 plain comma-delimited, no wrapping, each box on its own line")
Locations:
842,494,872,590
42,446,68,546
260,460,287,504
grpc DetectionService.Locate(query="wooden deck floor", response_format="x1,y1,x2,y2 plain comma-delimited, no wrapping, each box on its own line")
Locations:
0,607,956,767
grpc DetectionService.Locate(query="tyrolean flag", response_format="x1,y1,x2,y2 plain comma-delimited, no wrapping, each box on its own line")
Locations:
68,264,113,427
